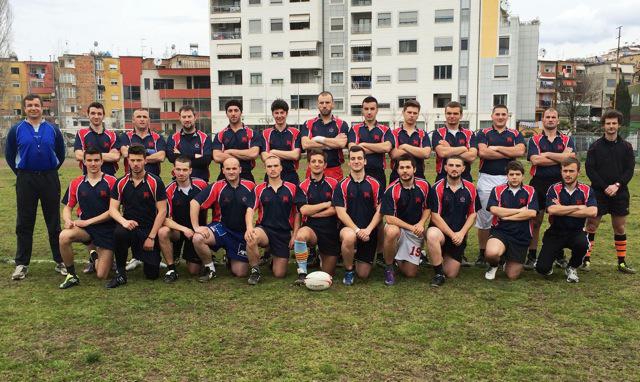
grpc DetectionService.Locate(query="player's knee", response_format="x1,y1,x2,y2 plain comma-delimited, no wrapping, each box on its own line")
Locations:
96,268,109,280
294,230,308,242
59,230,72,243
384,225,400,239
403,267,418,278
426,229,440,242
158,226,170,240
444,269,458,279
341,231,356,244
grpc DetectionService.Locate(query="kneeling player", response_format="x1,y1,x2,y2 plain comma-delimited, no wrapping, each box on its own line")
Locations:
426,156,480,287
484,161,538,281
191,157,256,281
381,155,432,284
59,148,117,288
158,156,208,282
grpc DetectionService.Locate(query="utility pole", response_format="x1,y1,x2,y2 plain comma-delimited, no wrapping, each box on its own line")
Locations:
613,26,622,108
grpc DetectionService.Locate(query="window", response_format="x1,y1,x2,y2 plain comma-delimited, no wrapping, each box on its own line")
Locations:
330,0,343,3
561,64,573,74
249,19,262,33
97,76,103,85
11,82,19,88
434,9,454,23
434,65,452,80
250,99,263,113
334,98,344,111
13,109,21,116
153,79,174,90
330,45,344,58
272,78,284,85
144,78,151,90
271,51,284,58
494,65,509,79
398,11,418,26
459,95,467,108
95,60,104,71
124,86,141,100
378,12,391,27
377,47,391,56
459,66,468,81
433,93,452,108
331,18,344,31
499,36,510,55
434,37,453,51
461,38,468,51
398,68,417,82
219,70,243,85
271,0,282,3
607,79,617,87
351,105,362,116
290,95,315,109
250,73,263,85
290,14,310,30
110,79,118,86
249,0,261,4
493,94,508,106
109,64,118,70
331,72,344,84
399,40,417,54
10,67,19,74
377,75,391,83
271,18,283,32
111,95,119,101
632,93,640,107
398,96,416,108
249,46,262,59
219,96,242,111
59,73,76,84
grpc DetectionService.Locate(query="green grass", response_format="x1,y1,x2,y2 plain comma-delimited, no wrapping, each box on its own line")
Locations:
0,159,639,381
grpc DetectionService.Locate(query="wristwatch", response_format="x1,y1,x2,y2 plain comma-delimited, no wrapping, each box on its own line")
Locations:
615,182,621,188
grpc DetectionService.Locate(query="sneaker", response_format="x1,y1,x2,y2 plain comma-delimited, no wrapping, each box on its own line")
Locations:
554,257,568,269
293,272,306,286
343,270,355,286
59,273,80,289
460,255,472,268
485,266,498,280
159,261,167,269
164,270,178,283
419,250,430,268
258,251,271,267
55,262,68,276
375,254,386,268
248,268,261,285
430,273,446,287
11,265,28,280
105,273,127,289
474,255,486,268
581,259,591,272
565,267,579,283
618,262,636,274
524,257,536,271
384,268,396,286
84,250,98,274
125,258,143,271
542,268,553,276
198,266,216,283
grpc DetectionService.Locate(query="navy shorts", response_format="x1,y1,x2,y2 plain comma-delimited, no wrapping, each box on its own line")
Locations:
257,225,291,259
304,222,340,256
355,232,378,264
489,231,527,264
173,232,200,264
208,222,248,263
83,223,115,251
132,228,161,267
442,236,467,263
595,189,630,217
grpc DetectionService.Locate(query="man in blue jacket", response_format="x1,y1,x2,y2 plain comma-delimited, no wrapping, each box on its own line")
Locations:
5,94,66,280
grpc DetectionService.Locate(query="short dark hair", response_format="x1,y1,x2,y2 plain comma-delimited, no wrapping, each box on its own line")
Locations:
175,155,192,167
445,155,465,166
561,156,581,170
445,101,463,113
396,154,416,169
506,160,524,174
600,109,623,126
362,96,378,106
178,105,195,115
403,100,421,111
22,94,43,108
83,147,102,158
306,148,327,162
128,144,147,158
224,99,243,113
349,145,365,156
87,102,105,115
543,107,558,117
492,104,509,113
271,99,289,112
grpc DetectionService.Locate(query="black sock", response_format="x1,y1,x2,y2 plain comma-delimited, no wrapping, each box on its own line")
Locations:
66,264,76,276
251,265,260,273
433,264,443,275
528,249,537,261
385,263,393,270
168,264,176,271
479,249,485,259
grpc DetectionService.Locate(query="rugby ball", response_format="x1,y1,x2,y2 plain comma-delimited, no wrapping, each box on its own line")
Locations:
305,271,333,291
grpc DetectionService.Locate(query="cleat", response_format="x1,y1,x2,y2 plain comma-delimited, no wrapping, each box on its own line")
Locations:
419,250,430,268
198,266,216,283
430,273,446,287
485,266,498,280
474,255,486,268
460,255,472,268
384,268,396,286
164,270,178,283
618,262,636,274
105,273,127,289
293,272,306,286
248,268,261,285
159,261,167,269
84,250,98,274
59,273,80,289
11,265,28,281
565,267,579,283
524,257,536,271
581,259,591,272
55,262,68,276
554,257,568,269
258,251,271,267
342,270,355,286
375,254,386,268
125,258,143,271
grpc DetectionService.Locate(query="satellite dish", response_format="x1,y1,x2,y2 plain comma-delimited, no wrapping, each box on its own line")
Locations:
171,44,176,50
94,41,99,47
153,57,163,66
539,48,547,58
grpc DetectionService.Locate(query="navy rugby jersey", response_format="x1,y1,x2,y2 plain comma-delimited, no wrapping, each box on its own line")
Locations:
62,174,117,224
74,127,121,175
431,127,477,181
381,178,432,225
166,130,213,181
120,130,167,176
300,115,349,168
389,126,430,180
298,176,339,228
430,178,481,232
111,172,167,229
476,126,526,176
212,124,262,176
486,183,538,246
254,182,305,231
348,122,393,171
546,182,597,232
333,175,382,228
261,126,301,174
527,132,575,179
165,178,209,227
194,179,256,233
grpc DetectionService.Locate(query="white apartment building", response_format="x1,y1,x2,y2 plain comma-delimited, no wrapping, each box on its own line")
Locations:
209,0,538,132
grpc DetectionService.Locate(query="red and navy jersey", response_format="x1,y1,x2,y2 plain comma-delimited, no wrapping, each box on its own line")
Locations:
333,175,381,228
546,182,597,232
165,178,209,228
300,115,349,168
166,130,213,181
194,179,256,232
62,174,117,223
487,184,538,246
476,126,526,175
348,122,393,170
381,178,432,226
430,178,481,232
120,130,167,176
261,126,301,174
431,127,477,181
389,127,431,178
213,124,262,175
111,172,167,229
254,182,306,231
74,127,121,175
528,132,575,179
299,175,339,228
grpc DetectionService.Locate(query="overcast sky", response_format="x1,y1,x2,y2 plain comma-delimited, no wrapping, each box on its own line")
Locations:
10,0,640,61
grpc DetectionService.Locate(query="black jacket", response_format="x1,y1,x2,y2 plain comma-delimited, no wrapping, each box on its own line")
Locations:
585,135,635,193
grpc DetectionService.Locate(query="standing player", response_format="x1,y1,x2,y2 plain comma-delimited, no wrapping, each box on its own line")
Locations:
294,149,340,281
300,91,349,181
74,102,121,175
213,100,262,182
107,145,167,288
474,104,525,267
526,108,576,269
260,99,301,184
120,108,167,176
389,100,431,183
431,101,477,182
333,146,383,286
190,158,256,281
245,156,305,284
426,156,481,287
166,105,213,182
585,109,636,273
535,158,597,283
381,155,432,284
157,157,209,283
58,148,117,288
484,161,538,281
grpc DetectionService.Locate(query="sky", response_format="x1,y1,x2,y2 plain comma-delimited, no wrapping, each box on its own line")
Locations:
10,0,640,61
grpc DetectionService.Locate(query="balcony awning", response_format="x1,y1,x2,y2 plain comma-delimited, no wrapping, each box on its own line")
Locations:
216,44,242,56
289,41,318,51
213,17,241,24
350,39,372,47
351,68,372,76
289,14,310,23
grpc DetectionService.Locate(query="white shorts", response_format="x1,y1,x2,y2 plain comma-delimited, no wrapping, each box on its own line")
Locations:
394,228,424,266
475,173,507,230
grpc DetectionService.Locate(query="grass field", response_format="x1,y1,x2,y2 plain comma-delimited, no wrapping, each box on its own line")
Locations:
0,158,639,381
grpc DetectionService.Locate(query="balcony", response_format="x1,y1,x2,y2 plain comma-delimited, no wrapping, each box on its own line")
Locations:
351,13,372,34
351,46,371,62
351,0,372,5
291,69,322,84
211,0,240,13
539,100,553,108
159,89,212,99
211,22,241,40
351,77,371,89
351,23,371,34
218,70,242,86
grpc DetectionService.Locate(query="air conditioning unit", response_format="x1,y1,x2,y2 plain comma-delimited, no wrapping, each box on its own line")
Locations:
313,70,322,77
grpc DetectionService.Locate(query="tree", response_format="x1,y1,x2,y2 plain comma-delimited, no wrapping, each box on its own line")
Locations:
0,0,13,141
556,73,598,131
0,0,11,58
615,77,631,127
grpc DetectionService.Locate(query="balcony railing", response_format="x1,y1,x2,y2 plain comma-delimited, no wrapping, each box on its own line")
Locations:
352,0,372,5
212,4,240,13
351,80,371,89
351,52,371,62
351,24,372,34
212,31,241,40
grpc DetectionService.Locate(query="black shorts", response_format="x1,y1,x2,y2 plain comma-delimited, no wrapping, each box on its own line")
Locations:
83,223,115,251
173,232,201,264
365,167,386,190
442,236,467,263
355,232,378,264
595,189,630,217
258,225,291,259
489,232,527,264
530,176,561,211
304,222,340,256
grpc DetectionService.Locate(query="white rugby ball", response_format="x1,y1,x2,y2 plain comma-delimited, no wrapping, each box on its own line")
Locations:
305,271,333,291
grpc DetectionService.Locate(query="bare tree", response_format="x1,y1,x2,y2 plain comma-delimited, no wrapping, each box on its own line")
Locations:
0,0,11,57
556,73,598,131
0,0,13,142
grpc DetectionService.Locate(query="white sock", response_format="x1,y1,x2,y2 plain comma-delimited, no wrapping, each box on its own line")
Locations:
205,262,215,272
